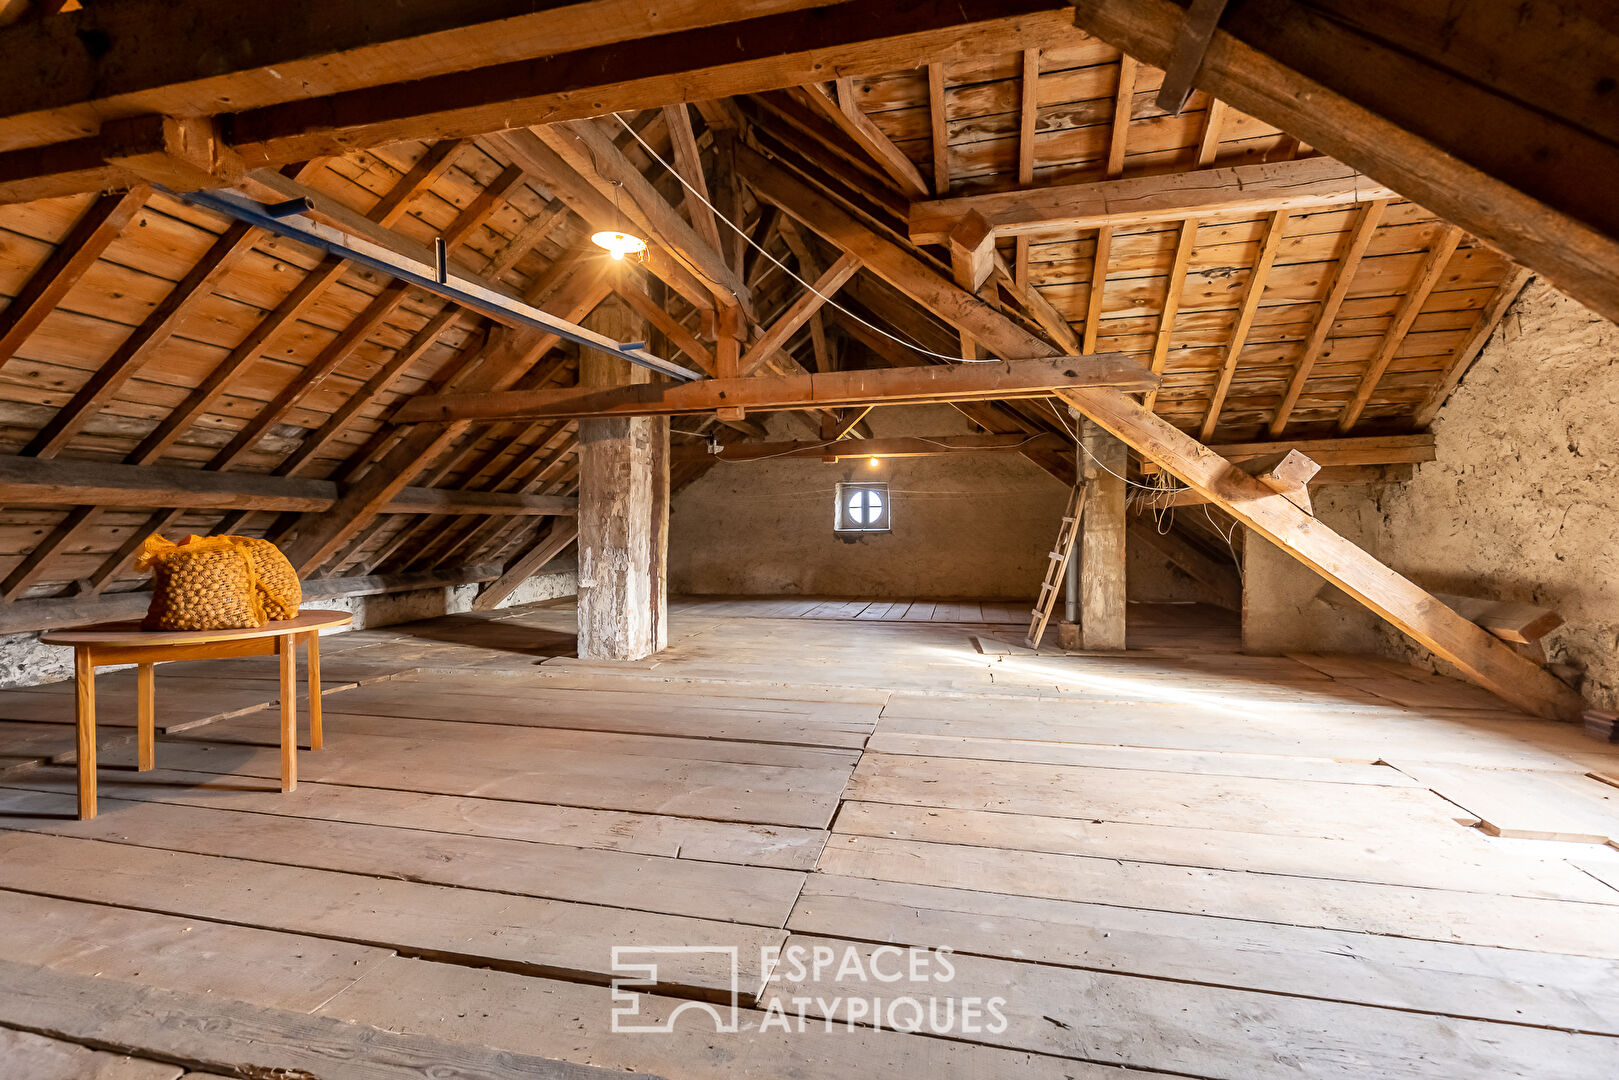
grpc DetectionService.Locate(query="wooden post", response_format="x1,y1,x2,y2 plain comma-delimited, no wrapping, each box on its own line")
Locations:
577,296,670,660
1079,417,1127,650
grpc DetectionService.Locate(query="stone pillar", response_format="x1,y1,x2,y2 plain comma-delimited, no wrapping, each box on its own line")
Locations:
576,297,669,660
1078,416,1127,650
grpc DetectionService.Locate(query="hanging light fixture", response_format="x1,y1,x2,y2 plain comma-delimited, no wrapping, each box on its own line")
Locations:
591,179,647,260
591,230,647,260
868,456,881,468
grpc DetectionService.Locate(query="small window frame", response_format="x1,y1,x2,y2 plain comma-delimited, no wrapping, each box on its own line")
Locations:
835,481,891,533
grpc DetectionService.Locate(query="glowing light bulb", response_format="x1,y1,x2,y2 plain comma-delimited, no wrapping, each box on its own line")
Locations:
590,230,647,260
868,456,880,468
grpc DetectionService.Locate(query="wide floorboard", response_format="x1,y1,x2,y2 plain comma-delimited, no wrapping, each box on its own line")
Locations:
2,597,1617,1078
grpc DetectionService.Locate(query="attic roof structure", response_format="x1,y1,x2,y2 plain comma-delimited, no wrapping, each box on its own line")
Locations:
1,3,1617,1077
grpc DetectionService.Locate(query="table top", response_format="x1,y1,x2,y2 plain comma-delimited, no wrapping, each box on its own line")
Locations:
41,609,352,647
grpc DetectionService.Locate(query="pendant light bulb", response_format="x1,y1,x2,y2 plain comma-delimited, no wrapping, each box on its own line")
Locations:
591,230,646,260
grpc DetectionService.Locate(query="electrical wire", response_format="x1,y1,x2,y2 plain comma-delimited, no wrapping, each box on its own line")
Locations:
610,111,999,364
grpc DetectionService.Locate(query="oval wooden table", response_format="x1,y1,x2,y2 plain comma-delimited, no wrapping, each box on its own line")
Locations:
41,609,352,819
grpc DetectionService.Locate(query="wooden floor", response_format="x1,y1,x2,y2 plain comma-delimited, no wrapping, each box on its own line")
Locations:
2,598,1618,1078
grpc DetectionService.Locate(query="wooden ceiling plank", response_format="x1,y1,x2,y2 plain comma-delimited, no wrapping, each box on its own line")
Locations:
1070,0,1619,331
734,138,1583,721
0,185,150,370
1268,198,1388,437
1338,225,1463,431
1413,267,1533,428
274,307,468,478
25,220,258,459
908,155,1394,244
991,254,1082,355
1200,208,1288,441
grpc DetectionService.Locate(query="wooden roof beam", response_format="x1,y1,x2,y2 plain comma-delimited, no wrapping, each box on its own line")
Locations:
739,253,862,377
1413,268,1533,429
0,186,149,370
1268,198,1387,436
734,138,1582,722
397,355,1155,425
0,454,576,516
1070,0,1619,331
677,432,1064,462
1338,226,1462,431
800,81,930,201
910,155,1392,245
1139,433,1435,475
1200,208,1287,440
530,119,752,316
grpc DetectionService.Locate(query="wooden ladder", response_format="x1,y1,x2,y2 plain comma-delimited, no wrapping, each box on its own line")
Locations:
1026,484,1087,649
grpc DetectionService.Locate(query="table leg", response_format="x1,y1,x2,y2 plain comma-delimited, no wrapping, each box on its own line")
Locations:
136,662,156,771
306,630,323,751
279,634,296,792
75,648,96,820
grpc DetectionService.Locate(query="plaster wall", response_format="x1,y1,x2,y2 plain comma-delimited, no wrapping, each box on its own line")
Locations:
1240,278,1619,710
670,406,1218,603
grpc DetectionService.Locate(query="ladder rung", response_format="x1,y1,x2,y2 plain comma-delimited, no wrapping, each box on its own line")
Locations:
1048,551,1064,561
1039,581,1056,592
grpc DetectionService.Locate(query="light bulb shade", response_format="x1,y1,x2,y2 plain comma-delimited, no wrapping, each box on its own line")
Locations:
591,230,647,259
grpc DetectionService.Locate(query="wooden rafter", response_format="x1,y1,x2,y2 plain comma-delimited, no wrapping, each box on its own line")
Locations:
1017,50,1040,187
0,186,150,369
1201,208,1288,440
530,119,750,314
735,138,1583,721
1413,268,1532,428
1339,226,1463,431
26,221,258,459
909,156,1393,244
1142,217,1198,412
1268,198,1387,436
738,253,861,377
491,128,716,315
801,80,931,200
1069,0,1619,327
662,104,724,256
399,355,1156,425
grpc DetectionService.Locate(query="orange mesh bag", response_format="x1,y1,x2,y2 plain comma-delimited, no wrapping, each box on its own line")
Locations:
228,535,302,620
134,534,266,631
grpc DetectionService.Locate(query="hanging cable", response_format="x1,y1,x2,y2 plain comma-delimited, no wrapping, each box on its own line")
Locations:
610,111,1000,363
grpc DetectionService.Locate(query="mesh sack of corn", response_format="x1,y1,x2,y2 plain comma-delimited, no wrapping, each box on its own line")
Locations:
135,535,265,631
228,535,302,620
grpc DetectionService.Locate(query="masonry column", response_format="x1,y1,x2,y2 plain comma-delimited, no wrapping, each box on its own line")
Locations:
576,296,669,660
1079,415,1127,650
